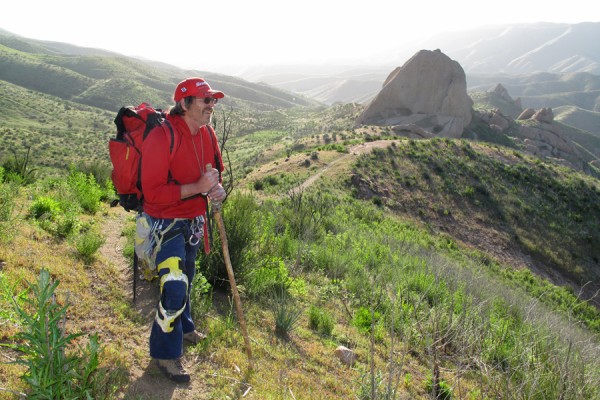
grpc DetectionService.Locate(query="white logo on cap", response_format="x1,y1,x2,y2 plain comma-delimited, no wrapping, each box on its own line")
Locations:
196,81,208,87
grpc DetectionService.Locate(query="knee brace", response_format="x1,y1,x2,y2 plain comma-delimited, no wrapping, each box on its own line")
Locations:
155,257,189,333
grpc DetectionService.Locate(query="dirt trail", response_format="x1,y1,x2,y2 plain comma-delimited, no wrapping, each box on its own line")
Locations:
98,207,210,399
295,140,394,192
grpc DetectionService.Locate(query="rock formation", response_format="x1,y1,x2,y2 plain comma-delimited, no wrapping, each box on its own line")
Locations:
517,108,536,120
356,49,473,138
356,50,598,175
474,104,590,171
531,107,554,123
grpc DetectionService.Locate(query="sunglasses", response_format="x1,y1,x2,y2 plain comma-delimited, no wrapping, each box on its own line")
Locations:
199,97,218,104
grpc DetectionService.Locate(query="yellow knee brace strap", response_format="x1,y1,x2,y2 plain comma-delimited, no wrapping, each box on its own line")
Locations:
155,257,189,333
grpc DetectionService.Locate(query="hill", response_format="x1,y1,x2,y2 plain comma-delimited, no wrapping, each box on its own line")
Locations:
411,22,600,75
1,30,599,400
1,124,599,398
555,105,600,138
0,30,320,113
0,30,323,172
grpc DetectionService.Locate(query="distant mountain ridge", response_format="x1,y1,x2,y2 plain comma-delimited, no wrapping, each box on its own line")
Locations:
239,22,600,108
410,22,600,75
0,31,319,112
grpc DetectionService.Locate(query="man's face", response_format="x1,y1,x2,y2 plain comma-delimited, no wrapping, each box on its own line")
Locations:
190,96,218,126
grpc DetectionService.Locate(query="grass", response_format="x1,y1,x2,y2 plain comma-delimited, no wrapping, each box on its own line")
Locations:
2,162,599,399
351,139,600,302
1,87,599,398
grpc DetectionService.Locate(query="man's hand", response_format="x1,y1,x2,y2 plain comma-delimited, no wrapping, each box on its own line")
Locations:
208,183,226,203
181,167,219,199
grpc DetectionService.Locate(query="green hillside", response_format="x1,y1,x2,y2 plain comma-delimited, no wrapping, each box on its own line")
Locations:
555,105,600,139
1,33,599,400
1,117,599,399
0,32,320,113
0,80,114,170
350,139,600,295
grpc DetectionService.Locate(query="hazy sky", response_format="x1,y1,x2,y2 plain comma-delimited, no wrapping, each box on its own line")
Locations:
1,0,596,74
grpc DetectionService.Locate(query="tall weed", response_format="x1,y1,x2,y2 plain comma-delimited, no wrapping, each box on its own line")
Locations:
4,269,111,399
0,272,26,325
272,284,302,336
1,147,37,185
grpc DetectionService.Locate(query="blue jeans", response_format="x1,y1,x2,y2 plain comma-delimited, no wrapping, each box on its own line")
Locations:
149,218,201,360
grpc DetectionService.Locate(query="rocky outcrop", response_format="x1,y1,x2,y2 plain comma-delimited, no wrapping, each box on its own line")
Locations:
532,107,554,123
520,123,584,169
356,49,473,138
517,108,536,120
475,105,589,171
357,53,596,175
477,109,513,132
494,84,517,105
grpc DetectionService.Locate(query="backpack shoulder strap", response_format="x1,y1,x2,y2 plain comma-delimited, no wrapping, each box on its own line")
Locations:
205,125,222,175
162,119,178,155
206,124,218,152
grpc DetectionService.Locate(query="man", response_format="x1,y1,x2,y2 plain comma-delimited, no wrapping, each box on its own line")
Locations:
140,77,226,382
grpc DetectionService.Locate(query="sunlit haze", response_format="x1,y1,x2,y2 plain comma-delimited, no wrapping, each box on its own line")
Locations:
1,0,596,76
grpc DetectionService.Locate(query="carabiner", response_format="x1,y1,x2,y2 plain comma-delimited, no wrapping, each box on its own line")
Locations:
189,233,200,246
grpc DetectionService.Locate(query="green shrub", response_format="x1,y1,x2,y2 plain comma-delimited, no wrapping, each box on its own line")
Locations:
67,169,103,214
244,256,290,298
28,196,79,238
54,213,80,238
308,305,334,336
75,231,105,263
190,273,213,323
353,306,381,334
0,183,15,222
76,161,112,189
351,306,386,342
253,179,264,190
425,375,452,400
200,192,258,286
29,196,61,220
0,182,18,243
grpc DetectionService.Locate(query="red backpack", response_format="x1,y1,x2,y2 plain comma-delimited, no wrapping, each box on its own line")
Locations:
109,103,177,212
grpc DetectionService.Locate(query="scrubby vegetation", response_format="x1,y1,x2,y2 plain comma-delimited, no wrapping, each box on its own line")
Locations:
2,104,600,398
1,32,599,399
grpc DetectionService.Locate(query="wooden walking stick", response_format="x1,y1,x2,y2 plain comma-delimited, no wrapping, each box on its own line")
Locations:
207,164,254,369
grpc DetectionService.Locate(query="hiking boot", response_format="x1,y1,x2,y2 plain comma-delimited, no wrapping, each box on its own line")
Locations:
156,358,190,383
183,330,207,344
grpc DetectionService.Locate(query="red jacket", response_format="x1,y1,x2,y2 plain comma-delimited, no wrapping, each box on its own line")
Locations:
140,114,224,219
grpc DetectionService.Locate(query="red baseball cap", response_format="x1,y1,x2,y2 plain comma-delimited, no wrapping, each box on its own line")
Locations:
173,77,225,102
